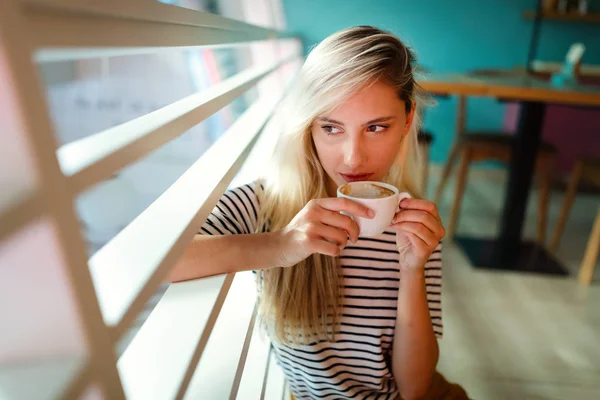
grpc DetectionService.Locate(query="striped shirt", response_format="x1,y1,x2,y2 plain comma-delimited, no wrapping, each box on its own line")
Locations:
199,182,443,400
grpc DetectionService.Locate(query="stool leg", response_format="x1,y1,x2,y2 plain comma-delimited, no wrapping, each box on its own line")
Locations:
550,160,583,252
447,149,470,241
434,144,460,205
536,153,554,245
578,207,600,286
436,95,467,205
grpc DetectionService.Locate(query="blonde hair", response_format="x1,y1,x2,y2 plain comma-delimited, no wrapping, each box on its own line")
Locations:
256,26,426,344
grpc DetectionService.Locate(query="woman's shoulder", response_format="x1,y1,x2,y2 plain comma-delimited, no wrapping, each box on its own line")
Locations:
231,179,264,194
199,180,265,236
221,179,265,206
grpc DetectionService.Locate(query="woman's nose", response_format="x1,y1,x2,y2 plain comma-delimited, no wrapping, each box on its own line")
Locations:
344,137,366,168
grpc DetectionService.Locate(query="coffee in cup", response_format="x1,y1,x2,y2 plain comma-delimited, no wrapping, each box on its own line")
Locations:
339,182,396,199
337,181,400,237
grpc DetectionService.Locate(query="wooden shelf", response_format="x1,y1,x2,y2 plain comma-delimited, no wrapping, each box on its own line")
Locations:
524,10,600,23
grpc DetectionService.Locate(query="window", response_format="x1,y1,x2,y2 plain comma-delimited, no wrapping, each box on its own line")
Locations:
1,0,301,398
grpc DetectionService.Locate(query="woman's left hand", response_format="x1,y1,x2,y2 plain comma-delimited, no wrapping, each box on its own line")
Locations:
390,198,446,271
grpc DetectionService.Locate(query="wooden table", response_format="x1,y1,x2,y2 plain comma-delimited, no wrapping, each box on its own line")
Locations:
418,73,600,275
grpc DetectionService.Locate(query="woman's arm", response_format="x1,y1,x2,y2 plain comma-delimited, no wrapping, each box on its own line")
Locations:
389,198,445,399
168,197,373,282
392,267,439,400
168,232,287,282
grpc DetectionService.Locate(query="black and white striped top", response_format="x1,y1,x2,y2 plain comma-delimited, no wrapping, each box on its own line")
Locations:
199,182,443,400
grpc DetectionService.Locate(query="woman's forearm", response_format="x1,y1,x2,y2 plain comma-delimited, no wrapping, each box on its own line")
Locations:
392,268,439,400
168,232,287,282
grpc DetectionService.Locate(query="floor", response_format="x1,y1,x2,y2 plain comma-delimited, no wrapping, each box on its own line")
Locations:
430,167,600,400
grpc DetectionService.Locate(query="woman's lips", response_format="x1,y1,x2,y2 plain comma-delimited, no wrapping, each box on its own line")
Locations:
340,173,373,182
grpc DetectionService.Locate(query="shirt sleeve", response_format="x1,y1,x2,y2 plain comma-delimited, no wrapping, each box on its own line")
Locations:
198,182,261,236
425,241,443,338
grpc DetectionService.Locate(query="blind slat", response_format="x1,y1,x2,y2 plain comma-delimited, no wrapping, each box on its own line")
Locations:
264,350,287,400
89,86,287,339
117,274,233,400
182,272,257,399
230,311,259,400
23,0,288,53
57,52,297,194
235,319,272,400
34,43,251,63
24,0,279,35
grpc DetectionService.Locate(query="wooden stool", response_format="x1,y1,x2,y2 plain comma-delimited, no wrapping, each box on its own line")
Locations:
550,156,600,285
436,94,557,243
417,130,434,196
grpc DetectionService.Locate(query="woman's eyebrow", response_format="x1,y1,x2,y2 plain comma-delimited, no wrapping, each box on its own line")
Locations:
316,116,396,126
317,117,345,125
364,116,396,125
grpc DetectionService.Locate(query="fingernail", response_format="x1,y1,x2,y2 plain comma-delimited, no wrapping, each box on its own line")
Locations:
368,210,375,218
400,199,409,207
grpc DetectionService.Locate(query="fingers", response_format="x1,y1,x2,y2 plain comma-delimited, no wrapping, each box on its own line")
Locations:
310,223,349,248
308,238,341,257
393,222,439,248
393,210,446,239
399,198,441,221
316,198,375,219
305,221,349,256
320,209,360,243
402,231,431,254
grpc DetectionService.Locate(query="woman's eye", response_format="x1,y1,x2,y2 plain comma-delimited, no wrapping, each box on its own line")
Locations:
367,125,388,133
322,125,343,135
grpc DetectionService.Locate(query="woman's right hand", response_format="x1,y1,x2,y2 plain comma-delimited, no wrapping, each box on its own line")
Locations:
275,198,375,267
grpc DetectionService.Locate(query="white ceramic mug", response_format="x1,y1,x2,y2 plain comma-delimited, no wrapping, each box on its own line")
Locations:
336,181,400,237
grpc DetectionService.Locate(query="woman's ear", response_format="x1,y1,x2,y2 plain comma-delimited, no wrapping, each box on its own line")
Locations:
403,104,416,136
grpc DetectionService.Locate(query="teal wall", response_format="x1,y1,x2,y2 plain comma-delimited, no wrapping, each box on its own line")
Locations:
281,0,600,163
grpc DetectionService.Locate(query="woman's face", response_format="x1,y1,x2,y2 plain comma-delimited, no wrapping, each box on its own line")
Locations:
311,80,414,195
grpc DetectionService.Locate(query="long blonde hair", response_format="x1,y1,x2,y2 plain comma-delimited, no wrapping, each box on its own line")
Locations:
256,26,426,344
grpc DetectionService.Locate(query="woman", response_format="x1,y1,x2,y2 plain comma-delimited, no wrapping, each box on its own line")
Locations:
171,26,464,400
